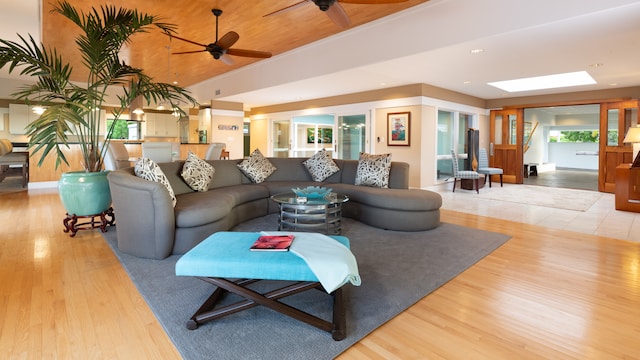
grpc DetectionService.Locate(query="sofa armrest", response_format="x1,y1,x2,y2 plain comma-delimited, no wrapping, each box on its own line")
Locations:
107,169,176,259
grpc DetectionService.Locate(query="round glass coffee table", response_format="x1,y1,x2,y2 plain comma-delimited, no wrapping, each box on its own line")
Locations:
270,192,349,235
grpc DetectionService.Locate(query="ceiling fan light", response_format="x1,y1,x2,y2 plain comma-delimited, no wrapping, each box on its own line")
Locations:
314,0,337,11
32,105,46,115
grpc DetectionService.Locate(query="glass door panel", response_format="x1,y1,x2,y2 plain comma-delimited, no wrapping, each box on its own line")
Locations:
337,114,366,160
607,109,619,146
599,100,640,192
272,120,290,158
291,115,334,157
493,114,503,146
436,110,454,181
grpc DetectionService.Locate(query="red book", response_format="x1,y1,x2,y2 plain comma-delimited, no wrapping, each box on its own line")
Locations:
250,234,295,251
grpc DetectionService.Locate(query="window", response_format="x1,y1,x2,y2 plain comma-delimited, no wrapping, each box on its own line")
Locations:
107,119,142,140
549,130,599,143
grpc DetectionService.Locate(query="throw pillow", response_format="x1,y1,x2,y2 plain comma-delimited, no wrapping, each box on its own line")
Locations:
181,151,215,192
303,149,340,182
355,152,392,188
237,148,277,183
134,158,177,207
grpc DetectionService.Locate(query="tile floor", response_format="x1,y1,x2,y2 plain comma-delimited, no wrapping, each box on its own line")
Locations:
427,170,640,243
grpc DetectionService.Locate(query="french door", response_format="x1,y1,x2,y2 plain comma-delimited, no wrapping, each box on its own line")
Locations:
489,108,524,184
599,100,639,192
271,113,368,160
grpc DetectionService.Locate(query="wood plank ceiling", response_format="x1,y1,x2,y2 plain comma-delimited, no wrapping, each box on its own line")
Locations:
42,0,429,88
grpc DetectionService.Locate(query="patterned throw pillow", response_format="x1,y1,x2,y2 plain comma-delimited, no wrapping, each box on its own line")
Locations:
355,152,392,188
303,149,340,182
134,158,177,207
237,148,277,183
181,151,215,192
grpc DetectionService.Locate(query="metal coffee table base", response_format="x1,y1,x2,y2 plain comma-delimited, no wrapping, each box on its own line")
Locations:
278,202,343,235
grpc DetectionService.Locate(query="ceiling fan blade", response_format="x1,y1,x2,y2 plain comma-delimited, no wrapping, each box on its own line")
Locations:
339,0,408,3
216,31,240,50
172,50,208,55
226,48,273,59
219,54,235,65
264,0,310,17
325,2,351,28
166,34,207,48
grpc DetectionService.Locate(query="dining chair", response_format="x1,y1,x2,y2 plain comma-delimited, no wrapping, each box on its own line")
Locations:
205,142,227,160
450,149,479,193
142,142,173,163
477,148,503,188
103,142,133,170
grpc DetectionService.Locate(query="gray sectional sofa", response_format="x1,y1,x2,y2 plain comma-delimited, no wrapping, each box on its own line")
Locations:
106,157,442,259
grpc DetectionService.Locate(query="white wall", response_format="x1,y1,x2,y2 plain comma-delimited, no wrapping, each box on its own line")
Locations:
548,142,599,170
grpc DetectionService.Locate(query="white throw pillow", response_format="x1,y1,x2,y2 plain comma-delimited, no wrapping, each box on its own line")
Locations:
134,158,177,207
181,151,215,192
237,149,277,183
355,152,392,188
303,149,340,182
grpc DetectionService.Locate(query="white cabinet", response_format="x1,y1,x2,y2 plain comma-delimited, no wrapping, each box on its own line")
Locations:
145,112,179,137
9,104,36,135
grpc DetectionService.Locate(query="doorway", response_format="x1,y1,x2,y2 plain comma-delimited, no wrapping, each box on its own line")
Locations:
522,104,601,191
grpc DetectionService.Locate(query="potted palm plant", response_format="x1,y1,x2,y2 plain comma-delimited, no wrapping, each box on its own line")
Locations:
0,1,196,217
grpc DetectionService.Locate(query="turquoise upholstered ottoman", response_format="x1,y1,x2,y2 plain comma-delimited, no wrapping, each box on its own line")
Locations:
175,231,357,341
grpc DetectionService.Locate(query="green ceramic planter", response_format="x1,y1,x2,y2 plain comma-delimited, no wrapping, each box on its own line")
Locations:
58,171,112,216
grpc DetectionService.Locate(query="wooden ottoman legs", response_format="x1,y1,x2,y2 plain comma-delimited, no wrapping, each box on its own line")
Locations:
186,277,346,341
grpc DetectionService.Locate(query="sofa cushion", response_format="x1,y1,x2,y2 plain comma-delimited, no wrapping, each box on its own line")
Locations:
237,149,276,183
303,149,340,182
135,158,177,206
181,152,215,192
355,152,392,188
174,185,269,228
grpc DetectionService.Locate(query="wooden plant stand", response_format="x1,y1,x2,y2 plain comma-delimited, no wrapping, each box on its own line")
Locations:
63,207,115,237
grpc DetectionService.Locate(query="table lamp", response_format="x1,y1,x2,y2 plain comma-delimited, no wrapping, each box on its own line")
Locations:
623,125,640,167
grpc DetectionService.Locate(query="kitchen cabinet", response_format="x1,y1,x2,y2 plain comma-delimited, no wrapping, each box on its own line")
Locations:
145,112,179,137
9,103,37,135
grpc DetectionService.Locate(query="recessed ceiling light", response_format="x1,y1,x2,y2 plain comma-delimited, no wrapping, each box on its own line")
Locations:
488,71,596,92
463,81,471,84
470,48,484,54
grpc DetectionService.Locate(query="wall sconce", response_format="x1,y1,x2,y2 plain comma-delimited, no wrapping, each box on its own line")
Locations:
623,125,640,167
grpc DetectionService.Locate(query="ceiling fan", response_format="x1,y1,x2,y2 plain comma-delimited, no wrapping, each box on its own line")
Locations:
169,9,272,65
264,0,409,28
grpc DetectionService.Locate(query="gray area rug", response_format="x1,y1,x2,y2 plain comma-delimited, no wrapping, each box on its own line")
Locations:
102,214,510,360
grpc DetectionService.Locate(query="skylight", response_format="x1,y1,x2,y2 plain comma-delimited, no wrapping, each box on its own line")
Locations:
488,71,596,92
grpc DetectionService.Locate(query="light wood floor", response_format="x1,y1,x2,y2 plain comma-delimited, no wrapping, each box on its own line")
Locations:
1,190,638,359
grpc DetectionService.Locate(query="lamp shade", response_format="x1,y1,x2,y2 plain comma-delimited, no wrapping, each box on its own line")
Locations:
623,126,640,143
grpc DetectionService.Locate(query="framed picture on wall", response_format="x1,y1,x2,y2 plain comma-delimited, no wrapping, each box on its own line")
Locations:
387,112,410,146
